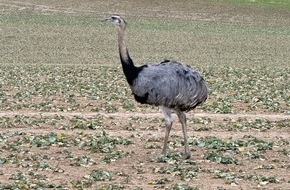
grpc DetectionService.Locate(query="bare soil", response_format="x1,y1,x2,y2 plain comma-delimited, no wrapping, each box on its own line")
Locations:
0,111,289,189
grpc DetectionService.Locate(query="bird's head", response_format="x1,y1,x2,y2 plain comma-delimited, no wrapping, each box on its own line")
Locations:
105,15,127,29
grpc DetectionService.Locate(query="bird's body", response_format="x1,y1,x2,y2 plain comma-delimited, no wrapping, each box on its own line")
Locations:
106,15,208,159
131,60,207,111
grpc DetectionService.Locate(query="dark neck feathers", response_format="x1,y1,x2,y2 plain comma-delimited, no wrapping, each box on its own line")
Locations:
117,27,146,85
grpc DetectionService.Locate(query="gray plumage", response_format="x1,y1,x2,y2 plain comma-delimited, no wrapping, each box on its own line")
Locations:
105,15,208,159
131,60,208,111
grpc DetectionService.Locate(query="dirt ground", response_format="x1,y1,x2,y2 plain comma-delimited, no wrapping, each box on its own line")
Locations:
0,110,289,189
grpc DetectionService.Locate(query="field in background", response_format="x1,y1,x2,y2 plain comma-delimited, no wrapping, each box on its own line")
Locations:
0,0,289,189
218,0,290,9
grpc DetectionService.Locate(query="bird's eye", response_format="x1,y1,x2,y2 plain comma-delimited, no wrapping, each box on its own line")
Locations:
111,16,121,23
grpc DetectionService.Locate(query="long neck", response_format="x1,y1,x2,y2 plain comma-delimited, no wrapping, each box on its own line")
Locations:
118,27,132,64
117,26,139,85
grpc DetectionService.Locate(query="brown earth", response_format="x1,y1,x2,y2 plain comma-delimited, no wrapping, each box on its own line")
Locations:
0,111,289,189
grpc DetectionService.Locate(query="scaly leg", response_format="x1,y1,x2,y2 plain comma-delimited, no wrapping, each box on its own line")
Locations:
160,106,173,156
175,110,191,159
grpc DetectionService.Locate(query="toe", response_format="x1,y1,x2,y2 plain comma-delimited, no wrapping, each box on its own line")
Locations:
183,152,191,160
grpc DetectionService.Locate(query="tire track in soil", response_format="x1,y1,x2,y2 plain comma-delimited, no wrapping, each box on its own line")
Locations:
0,112,289,140
3,127,287,141
0,111,289,121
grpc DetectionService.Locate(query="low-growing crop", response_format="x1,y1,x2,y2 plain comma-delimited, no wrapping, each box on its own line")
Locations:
0,1,289,189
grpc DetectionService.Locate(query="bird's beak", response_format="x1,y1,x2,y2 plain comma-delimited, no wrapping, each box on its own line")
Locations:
104,17,112,22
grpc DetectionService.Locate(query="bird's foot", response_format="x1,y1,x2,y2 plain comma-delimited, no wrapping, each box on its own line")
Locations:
182,152,191,160
160,151,167,159
160,148,167,157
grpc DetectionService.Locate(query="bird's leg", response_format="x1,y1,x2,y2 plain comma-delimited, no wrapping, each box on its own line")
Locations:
175,110,191,159
160,106,173,156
